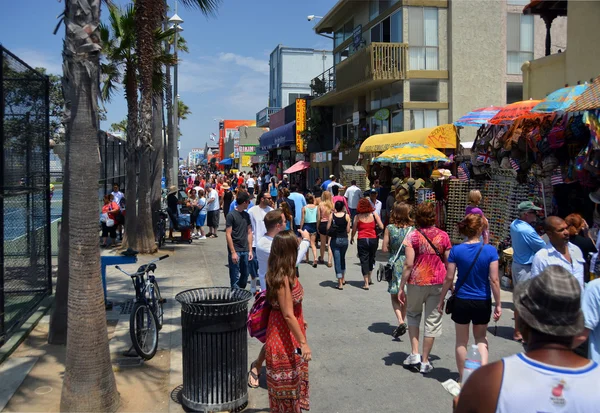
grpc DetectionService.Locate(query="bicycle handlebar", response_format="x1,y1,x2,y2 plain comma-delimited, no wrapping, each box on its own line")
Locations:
114,254,169,276
158,254,169,261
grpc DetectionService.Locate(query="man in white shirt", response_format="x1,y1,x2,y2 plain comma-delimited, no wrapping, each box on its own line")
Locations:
111,183,124,206
206,185,220,238
249,210,311,389
344,179,362,220
247,191,274,293
326,175,343,193
368,188,382,217
246,172,256,197
531,216,585,289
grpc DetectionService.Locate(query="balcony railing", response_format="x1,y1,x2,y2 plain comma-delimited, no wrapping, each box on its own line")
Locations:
311,42,408,99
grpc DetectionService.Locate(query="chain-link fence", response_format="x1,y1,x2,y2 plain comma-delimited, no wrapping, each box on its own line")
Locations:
98,130,126,199
1,46,52,346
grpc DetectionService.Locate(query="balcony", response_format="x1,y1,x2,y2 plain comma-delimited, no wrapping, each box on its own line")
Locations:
310,42,408,106
256,107,280,127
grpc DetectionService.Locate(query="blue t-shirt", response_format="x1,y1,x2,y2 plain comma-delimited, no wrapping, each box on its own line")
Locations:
583,279,600,363
448,243,499,300
510,219,546,265
321,179,332,191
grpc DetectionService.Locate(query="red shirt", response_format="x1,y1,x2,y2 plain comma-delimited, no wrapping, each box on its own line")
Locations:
238,176,244,187
357,217,377,239
102,202,120,219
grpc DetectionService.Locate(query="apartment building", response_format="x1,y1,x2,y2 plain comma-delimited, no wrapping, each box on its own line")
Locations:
256,45,333,127
311,0,566,161
523,0,600,99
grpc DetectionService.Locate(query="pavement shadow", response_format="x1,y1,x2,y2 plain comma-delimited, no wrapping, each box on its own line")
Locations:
423,366,459,383
382,351,410,366
368,322,395,336
319,280,338,289
488,325,524,344
345,280,369,290
501,301,515,311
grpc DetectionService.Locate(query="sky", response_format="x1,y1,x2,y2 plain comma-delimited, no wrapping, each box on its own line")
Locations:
0,0,337,156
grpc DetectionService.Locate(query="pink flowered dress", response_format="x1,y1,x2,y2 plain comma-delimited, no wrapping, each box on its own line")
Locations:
265,280,309,412
404,227,451,285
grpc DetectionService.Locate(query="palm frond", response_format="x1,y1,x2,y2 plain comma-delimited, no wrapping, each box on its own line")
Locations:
100,62,121,102
179,0,221,16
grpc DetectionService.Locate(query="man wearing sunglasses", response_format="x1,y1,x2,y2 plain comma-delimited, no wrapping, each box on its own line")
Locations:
509,201,546,342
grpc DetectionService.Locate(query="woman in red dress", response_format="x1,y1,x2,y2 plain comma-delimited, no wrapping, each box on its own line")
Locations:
265,230,312,412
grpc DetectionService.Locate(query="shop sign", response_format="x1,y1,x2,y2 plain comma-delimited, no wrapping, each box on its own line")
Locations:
295,98,306,153
352,25,364,51
374,108,390,121
311,151,327,163
233,130,240,158
295,153,305,162
239,145,256,154
241,154,252,167
353,111,360,126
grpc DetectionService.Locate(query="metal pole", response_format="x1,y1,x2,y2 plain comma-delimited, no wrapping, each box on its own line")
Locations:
171,25,179,186
44,75,52,294
0,48,6,345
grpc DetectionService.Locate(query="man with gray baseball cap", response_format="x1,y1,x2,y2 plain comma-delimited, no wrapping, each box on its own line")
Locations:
455,265,599,413
509,200,546,341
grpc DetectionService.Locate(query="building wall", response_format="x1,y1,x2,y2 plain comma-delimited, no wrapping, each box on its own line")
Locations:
565,1,600,86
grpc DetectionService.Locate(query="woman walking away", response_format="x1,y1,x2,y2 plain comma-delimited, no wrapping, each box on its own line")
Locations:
280,201,295,232
382,203,414,337
269,177,279,198
328,200,351,289
465,190,489,244
399,202,451,374
437,214,502,382
196,188,207,239
266,230,311,413
317,191,334,267
351,198,384,290
101,194,120,247
300,194,319,267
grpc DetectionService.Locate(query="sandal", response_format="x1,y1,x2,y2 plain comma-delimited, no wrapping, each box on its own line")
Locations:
327,262,332,268
247,362,260,388
362,286,369,290
318,258,325,265
312,261,318,268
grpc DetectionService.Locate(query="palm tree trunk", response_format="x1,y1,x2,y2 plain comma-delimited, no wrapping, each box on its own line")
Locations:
122,62,139,249
151,95,164,236
60,0,119,411
164,54,174,186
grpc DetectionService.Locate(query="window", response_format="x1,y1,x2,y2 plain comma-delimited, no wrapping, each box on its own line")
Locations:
334,30,343,49
391,81,403,104
391,111,404,132
410,110,438,129
372,82,403,110
289,93,308,103
369,11,402,44
371,89,381,110
334,18,354,49
410,79,439,101
507,82,523,104
408,7,439,70
507,14,534,75
370,117,389,135
391,11,402,43
370,0,391,21
335,47,350,64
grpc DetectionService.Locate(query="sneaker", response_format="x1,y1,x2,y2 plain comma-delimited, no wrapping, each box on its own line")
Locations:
392,323,407,338
403,353,421,366
420,362,434,374
198,235,206,240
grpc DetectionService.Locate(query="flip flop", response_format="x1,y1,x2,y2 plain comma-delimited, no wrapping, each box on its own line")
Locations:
362,286,369,290
247,362,260,388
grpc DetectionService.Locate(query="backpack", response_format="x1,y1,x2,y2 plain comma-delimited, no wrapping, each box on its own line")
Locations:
247,291,270,343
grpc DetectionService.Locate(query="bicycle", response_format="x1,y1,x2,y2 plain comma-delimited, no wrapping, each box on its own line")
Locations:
115,254,169,360
155,209,168,248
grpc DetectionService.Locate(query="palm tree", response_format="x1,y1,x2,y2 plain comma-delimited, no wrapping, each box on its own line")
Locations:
59,0,119,411
134,0,219,252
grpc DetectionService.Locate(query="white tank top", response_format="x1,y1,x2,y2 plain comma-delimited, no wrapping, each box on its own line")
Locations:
497,353,600,413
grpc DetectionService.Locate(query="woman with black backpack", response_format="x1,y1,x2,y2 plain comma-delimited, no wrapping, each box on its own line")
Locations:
327,200,351,290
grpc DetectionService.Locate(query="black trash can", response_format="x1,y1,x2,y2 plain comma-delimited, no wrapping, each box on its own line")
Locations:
176,287,253,412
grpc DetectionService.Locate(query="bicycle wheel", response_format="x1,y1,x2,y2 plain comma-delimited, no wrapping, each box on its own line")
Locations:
130,303,159,360
150,280,164,331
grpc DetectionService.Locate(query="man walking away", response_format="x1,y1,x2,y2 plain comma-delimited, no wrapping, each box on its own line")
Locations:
326,175,343,193
344,180,361,220
288,184,307,230
455,265,599,413
531,216,585,289
225,191,253,289
509,200,546,341
321,175,334,192
246,172,256,198
206,185,221,238
248,210,311,388
247,191,274,294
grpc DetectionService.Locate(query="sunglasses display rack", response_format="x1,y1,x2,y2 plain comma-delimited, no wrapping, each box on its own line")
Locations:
447,179,530,246
417,188,436,204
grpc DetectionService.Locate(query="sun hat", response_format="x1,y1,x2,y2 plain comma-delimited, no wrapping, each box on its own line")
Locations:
518,201,542,213
513,265,583,337
430,170,442,180
222,183,230,190
440,169,452,179
590,188,600,204
168,185,178,195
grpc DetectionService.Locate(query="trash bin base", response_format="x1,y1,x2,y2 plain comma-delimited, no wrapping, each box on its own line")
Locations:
182,393,248,413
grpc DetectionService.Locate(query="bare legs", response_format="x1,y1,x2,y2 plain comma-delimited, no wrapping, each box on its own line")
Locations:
408,326,436,364
513,309,523,341
310,232,318,265
319,233,332,266
454,323,489,382
249,345,266,387
391,294,406,325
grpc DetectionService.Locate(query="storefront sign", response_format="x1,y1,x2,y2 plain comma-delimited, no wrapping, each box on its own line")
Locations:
311,151,327,163
233,130,240,158
353,111,360,126
251,155,266,164
295,153,305,162
295,98,306,153
352,24,364,51
239,145,256,154
374,108,390,121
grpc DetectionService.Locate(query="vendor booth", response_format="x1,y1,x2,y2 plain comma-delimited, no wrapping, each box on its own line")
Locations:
259,121,296,180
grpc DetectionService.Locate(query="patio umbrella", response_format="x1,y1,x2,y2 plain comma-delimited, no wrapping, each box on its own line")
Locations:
532,84,589,113
454,106,503,127
372,143,449,177
488,100,541,125
567,76,600,112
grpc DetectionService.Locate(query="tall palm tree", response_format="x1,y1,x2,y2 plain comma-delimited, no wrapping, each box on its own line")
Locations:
134,0,218,252
177,99,192,123
59,0,119,411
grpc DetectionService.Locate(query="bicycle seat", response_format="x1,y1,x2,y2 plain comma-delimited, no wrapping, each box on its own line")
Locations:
121,248,139,257
136,263,157,273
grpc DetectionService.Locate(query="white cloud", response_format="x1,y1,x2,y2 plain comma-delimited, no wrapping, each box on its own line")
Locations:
12,49,62,75
218,52,269,75
224,73,268,113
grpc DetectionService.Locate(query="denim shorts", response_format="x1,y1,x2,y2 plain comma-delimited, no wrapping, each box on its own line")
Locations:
303,223,317,234
196,214,206,227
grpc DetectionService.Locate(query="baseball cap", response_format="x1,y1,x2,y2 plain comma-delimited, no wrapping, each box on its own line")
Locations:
329,174,335,179
369,188,377,195
513,265,583,337
518,201,542,213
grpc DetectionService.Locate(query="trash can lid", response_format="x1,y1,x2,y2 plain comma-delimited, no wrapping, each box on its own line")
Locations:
176,287,253,316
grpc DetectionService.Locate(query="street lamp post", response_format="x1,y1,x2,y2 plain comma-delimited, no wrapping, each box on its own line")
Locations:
169,10,183,186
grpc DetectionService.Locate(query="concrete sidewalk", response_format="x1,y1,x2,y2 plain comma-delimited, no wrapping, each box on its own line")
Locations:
1,223,522,413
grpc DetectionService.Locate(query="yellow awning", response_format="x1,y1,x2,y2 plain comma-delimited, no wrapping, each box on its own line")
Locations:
359,124,457,153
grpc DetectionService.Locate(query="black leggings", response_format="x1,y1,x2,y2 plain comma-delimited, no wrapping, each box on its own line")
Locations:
357,238,378,276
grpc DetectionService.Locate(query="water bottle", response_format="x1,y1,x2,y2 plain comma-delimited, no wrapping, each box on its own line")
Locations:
462,344,482,384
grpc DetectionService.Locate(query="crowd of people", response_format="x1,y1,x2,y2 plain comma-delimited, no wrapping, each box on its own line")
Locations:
173,167,600,412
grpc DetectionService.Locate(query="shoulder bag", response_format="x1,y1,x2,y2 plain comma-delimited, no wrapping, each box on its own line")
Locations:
377,227,414,283
445,244,484,315
416,228,443,260
247,290,271,343
327,212,340,238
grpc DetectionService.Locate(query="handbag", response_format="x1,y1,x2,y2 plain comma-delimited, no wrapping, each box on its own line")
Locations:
106,218,115,228
327,214,339,238
445,244,484,315
377,228,413,283
247,290,271,343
